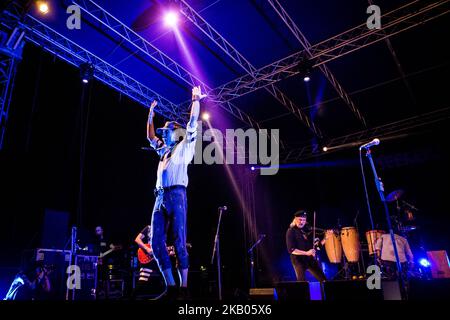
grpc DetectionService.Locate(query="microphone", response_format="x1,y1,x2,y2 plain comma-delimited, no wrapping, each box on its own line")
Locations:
359,138,380,150
219,206,227,211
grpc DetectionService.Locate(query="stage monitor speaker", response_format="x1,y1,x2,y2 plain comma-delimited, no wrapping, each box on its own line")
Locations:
323,280,383,301
409,278,450,300
275,281,310,301
185,270,217,300
41,209,69,249
427,251,450,279
249,288,277,301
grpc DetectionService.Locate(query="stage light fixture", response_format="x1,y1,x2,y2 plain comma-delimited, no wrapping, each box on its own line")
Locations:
37,1,49,14
80,63,94,84
164,11,179,27
419,258,430,267
250,166,255,171
322,147,328,152
297,56,314,83
201,112,210,121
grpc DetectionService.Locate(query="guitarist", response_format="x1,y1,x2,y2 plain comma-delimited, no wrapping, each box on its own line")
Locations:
95,225,114,256
134,225,157,285
94,225,121,299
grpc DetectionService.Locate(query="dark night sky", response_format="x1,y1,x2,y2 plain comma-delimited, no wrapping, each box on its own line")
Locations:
0,42,449,297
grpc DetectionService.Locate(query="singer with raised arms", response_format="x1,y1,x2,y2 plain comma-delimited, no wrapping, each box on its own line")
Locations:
146,86,206,300
286,210,332,282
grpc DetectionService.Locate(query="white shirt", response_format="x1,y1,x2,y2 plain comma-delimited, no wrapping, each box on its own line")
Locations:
375,234,414,263
150,121,197,188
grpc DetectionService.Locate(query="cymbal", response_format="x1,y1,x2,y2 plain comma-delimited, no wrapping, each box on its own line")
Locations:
386,189,405,202
400,226,417,233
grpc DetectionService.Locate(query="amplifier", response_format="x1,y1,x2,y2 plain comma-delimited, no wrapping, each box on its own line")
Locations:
22,248,72,300
72,255,98,300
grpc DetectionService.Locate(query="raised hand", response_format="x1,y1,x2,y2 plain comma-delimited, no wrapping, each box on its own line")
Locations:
150,100,157,111
148,100,157,119
192,86,207,101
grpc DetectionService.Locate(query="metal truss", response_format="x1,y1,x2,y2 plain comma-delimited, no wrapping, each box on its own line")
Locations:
0,53,19,150
282,107,450,163
1,8,187,123
71,0,264,131
214,0,449,104
0,21,25,150
310,0,450,65
267,0,366,127
177,0,322,138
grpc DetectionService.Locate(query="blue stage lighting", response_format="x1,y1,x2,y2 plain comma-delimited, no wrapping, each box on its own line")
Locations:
419,258,430,267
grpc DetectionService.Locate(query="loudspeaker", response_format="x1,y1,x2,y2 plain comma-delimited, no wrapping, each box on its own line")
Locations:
41,209,70,249
427,251,450,279
249,288,277,300
322,280,383,301
275,281,310,301
409,279,450,300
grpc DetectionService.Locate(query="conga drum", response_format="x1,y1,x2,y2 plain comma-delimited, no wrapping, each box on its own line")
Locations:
324,230,342,263
365,230,385,255
340,227,360,263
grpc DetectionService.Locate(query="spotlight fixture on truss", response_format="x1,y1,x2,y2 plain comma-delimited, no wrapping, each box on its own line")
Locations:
80,62,94,84
296,57,314,82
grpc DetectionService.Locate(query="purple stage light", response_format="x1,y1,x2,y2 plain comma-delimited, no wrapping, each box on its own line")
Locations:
164,11,179,28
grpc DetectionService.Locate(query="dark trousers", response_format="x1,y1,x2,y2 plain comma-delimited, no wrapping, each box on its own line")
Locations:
291,256,326,282
381,260,409,280
151,186,189,271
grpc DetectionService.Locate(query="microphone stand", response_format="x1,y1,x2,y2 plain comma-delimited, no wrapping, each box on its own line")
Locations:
313,211,317,260
248,235,266,288
66,226,77,301
365,148,405,299
354,211,365,275
211,207,225,300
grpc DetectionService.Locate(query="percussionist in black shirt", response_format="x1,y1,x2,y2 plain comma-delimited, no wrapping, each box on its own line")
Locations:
286,210,331,282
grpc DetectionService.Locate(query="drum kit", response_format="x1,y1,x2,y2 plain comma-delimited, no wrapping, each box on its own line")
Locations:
386,189,419,234
319,189,420,279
